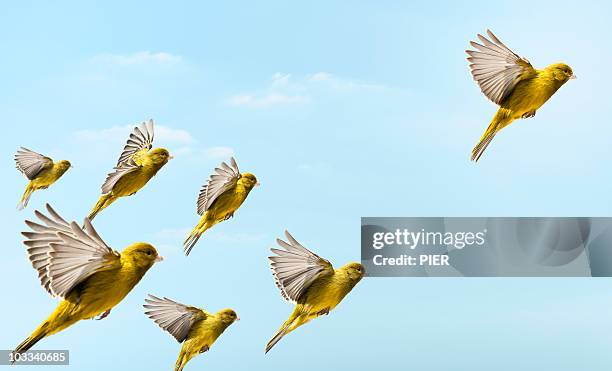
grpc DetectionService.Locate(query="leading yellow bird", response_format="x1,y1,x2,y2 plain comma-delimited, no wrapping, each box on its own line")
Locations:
143,295,239,371
88,119,172,220
467,30,575,161
183,157,259,255
14,148,71,210
13,204,163,356
265,231,365,353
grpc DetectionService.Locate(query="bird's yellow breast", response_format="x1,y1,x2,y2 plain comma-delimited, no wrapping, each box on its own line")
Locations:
502,70,563,118
300,271,354,312
111,164,160,197
61,264,145,319
181,316,227,354
42,262,144,336
31,164,68,189
206,182,251,221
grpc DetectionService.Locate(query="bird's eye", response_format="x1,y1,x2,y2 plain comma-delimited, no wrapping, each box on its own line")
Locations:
146,250,152,256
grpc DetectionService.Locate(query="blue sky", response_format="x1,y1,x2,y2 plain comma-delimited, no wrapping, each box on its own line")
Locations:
2,1,612,370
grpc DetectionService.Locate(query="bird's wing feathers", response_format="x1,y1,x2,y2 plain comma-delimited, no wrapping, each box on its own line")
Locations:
22,204,120,299
116,120,154,166
100,158,141,194
269,231,334,303
196,157,241,215
466,29,536,105
99,120,153,194
143,295,207,343
15,147,53,180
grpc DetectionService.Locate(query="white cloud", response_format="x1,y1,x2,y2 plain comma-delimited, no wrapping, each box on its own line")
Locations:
227,93,310,108
156,125,194,144
309,72,333,82
205,146,235,159
271,72,291,86
307,72,386,91
226,72,387,108
92,51,182,66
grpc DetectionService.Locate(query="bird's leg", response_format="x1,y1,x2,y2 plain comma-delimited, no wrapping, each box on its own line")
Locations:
316,307,330,316
521,110,536,119
95,309,111,320
199,345,210,353
224,212,234,221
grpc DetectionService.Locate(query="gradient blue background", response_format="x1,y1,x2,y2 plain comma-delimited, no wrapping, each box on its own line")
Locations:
1,1,611,370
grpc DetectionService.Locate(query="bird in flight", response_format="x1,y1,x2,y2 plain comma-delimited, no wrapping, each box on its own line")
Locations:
466,29,575,161
88,120,172,220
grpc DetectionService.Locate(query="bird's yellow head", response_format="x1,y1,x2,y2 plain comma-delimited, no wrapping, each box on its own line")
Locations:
217,308,239,325
150,148,172,166
341,262,366,282
239,172,259,189
121,242,163,271
57,160,72,173
547,63,576,83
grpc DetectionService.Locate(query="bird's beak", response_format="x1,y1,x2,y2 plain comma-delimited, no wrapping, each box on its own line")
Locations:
255,182,261,187
570,74,577,79
155,255,164,262
169,155,174,160
235,316,240,322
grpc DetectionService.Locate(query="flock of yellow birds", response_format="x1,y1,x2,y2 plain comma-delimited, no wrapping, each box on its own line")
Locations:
11,30,573,370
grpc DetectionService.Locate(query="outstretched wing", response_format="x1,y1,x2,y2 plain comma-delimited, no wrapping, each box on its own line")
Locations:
466,29,536,105
15,147,53,180
22,204,120,298
100,158,140,195
116,120,154,166
143,294,207,343
269,230,334,303
196,157,241,215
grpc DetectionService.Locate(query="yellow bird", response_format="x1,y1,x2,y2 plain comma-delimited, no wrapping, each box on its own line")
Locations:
14,148,71,210
88,119,172,220
13,204,163,356
265,231,365,353
143,295,239,371
183,157,258,255
466,30,575,161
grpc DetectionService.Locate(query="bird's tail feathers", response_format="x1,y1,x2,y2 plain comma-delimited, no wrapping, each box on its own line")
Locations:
17,185,34,210
471,115,503,162
174,353,186,371
13,321,50,360
265,323,291,354
471,109,515,162
265,312,302,354
183,228,203,256
175,347,196,371
183,220,212,256
471,131,497,162
88,194,111,221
